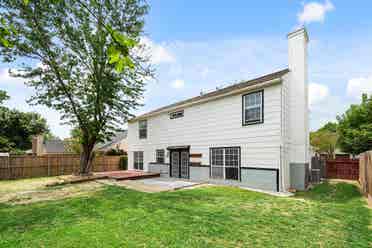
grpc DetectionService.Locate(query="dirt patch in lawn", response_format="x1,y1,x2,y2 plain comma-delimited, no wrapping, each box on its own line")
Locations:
0,177,104,205
99,178,206,193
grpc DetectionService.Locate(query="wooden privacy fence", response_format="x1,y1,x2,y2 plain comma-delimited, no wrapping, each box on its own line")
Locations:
326,158,359,180
0,154,122,180
359,151,372,202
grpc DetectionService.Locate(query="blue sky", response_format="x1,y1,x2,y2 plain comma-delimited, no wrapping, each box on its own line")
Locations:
1,0,372,138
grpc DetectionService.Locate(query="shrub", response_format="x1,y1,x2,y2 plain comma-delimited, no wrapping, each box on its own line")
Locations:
119,156,128,170
105,148,126,156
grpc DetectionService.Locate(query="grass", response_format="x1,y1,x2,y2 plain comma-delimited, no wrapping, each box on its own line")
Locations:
0,181,371,247
0,176,103,205
0,176,62,194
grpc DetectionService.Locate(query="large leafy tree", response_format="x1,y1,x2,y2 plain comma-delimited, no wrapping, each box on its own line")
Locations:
337,94,372,155
0,90,10,105
0,0,152,174
318,121,337,133
65,127,83,154
0,91,49,152
310,122,338,158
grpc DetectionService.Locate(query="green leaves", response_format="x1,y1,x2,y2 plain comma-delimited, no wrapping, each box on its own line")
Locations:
0,90,10,105
310,130,338,158
0,0,152,171
0,101,50,152
337,93,372,155
107,29,138,72
0,18,10,48
108,45,121,64
111,30,137,48
0,17,17,48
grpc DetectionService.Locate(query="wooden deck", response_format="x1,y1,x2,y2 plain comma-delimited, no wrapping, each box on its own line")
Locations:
95,170,160,180
46,170,160,187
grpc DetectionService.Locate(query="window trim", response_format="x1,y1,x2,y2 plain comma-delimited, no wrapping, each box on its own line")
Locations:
242,89,264,126
138,120,147,139
133,151,144,170
155,149,165,164
169,110,184,119
209,146,241,181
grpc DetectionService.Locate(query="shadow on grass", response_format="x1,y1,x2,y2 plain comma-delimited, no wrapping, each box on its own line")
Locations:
1,183,371,247
295,181,363,204
0,185,261,236
295,181,372,247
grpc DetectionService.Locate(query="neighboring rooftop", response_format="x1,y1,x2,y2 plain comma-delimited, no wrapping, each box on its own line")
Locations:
44,140,70,153
97,131,128,150
130,68,289,122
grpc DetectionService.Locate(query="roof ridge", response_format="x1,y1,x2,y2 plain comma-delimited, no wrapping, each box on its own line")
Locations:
130,68,289,121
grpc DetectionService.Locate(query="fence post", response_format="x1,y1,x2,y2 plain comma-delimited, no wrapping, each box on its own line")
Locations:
47,156,50,176
367,152,370,196
7,156,10,179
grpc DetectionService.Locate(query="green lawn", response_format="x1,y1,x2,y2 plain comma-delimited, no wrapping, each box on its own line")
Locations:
0,182,371,247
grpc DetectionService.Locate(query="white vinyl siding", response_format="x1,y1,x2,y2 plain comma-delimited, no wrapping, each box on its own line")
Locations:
128,83,282,172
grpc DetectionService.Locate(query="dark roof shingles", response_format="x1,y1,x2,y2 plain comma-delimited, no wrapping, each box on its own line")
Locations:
133,68,289,120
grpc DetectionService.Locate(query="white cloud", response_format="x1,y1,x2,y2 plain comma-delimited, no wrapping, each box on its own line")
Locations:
0,68,25,86
308,83,329,107
171,79,185,89
298,1,334,24
140,37,175,64
347,76,372,99
36,62,49,70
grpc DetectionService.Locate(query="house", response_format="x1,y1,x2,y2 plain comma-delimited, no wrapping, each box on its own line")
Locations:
127,28,310,192
96,131,128,152
31,135,73,155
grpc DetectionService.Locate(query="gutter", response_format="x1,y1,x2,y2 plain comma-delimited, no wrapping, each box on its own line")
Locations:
130,77,283,122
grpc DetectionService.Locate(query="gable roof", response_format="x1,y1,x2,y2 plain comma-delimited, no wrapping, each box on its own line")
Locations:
44,140,67,153
130,68,289,122
97,131,127,150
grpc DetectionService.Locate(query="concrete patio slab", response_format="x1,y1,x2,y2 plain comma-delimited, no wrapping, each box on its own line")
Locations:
100,177,203,193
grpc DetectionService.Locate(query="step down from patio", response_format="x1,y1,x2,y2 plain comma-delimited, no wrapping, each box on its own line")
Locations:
46,170,160,187
95,170,160,181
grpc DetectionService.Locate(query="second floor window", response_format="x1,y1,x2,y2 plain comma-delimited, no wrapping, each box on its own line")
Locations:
243,90,263,125
139,120,147,139
170,110,184,119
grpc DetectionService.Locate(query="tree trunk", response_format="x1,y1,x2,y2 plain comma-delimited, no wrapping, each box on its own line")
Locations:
79,143,95,176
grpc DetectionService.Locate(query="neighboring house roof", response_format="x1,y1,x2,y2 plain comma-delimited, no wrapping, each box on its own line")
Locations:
44,140,67,153
97,131,127,150
130,68,289,122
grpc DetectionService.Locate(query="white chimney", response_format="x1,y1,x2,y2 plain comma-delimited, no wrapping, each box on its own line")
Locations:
32,135,45,156
287,28,309,164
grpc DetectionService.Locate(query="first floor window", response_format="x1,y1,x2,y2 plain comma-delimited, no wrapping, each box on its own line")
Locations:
210,147,240,180
156,149,165,163
133,151,144,170
243,90,263,125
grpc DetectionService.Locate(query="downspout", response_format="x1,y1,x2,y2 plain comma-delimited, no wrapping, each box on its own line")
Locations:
279,80,285,192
